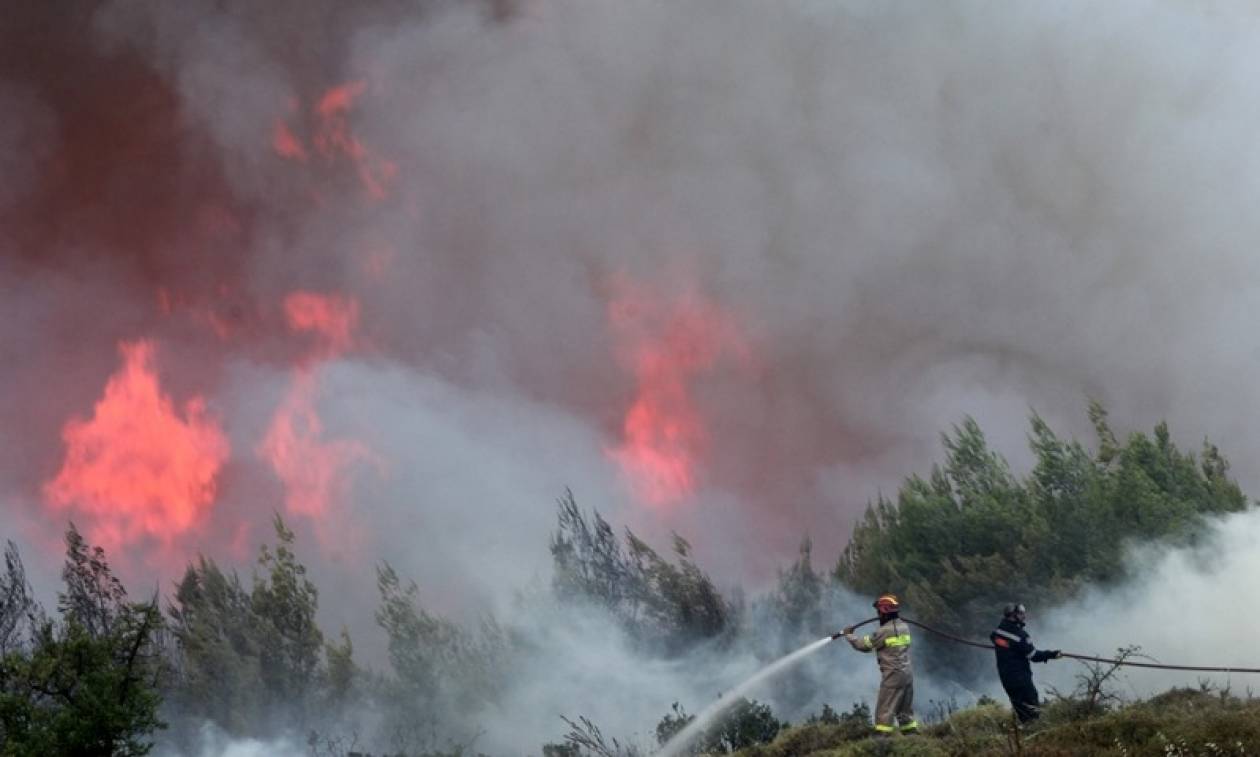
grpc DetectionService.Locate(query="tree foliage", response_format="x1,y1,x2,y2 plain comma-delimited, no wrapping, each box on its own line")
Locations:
166,556,263,734
770,538,824,640
0,542,39,659
653,699,783,755
0,526,165,756
373,561,506,753
252,514,324,720
166,514,337,737
551,490,731,653
835,405,1248,650
1,403,1249,754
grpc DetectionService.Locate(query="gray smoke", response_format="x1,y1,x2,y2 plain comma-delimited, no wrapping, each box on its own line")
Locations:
1038,508,1260,699
5,0,1260,750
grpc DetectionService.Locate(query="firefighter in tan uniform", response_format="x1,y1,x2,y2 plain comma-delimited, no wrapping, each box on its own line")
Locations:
841,593,918,735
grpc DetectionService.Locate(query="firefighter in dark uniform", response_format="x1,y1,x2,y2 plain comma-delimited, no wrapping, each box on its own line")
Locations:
991,603,1061,723
841,593,918,736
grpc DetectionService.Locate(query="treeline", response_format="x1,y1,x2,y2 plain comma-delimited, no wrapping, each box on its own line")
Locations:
0,404,1250,755
836,403,1247,655
0,504,735,755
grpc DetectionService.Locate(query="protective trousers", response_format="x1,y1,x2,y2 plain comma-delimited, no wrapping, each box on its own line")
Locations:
874,669,917,733
1000,675,1041,723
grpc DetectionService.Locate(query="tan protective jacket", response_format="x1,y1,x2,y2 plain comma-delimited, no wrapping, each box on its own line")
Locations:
845,617,912,675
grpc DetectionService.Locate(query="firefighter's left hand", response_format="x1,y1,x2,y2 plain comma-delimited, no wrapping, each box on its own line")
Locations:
1049,649,1062,659
841,626,854,636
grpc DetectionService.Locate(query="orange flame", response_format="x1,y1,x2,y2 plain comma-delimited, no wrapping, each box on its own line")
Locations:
44,340,230,552
283,290,359,358
606,279,749,507
260,292,376,543
259,372,371,522
316,81,367,117
272,80,398,201
272,119,308,161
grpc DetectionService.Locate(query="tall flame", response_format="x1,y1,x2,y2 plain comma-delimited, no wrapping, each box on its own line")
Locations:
606,278,749,507
259,292,375,543
259,372,370,521
44,340,230,553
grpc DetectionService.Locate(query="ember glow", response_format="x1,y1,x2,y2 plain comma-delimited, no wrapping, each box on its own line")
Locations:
43,341,230,554
607,279,751,507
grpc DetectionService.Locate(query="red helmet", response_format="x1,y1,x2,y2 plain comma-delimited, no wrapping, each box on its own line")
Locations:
873,593,900,613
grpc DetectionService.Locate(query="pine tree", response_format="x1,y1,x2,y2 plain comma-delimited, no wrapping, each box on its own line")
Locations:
0,528,165,756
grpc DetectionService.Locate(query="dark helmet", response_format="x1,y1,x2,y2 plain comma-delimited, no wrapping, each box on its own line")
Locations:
1003,603,1027,620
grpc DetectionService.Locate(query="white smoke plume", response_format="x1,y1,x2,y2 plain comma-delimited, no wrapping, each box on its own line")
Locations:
1037,508,1260,700
155,723,304,757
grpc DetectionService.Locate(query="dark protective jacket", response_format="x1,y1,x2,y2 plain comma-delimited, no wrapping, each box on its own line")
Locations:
991,617,1055,682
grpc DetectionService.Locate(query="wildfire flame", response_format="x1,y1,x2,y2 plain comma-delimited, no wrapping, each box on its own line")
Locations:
271,80,398,201
259,372,371,521
272,119,308,162
259,292,376,542
283,290,359,359
44,340,230,553
606,278,750,507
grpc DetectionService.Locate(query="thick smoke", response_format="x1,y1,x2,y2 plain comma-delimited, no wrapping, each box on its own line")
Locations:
5,0,1260,751
1037,509,1260,699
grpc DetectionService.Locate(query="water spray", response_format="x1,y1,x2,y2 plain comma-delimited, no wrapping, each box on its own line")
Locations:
657,612,1260,756
655,618,880,757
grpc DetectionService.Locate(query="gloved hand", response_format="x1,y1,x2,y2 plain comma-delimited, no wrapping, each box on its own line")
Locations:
1049,649,1062,659
842,626,854,636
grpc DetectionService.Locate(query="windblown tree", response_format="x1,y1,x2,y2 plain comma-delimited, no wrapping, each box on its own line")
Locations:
770,538,825,642
166,556,264,735
251,515,324,723
0,527,165,756
373,561,506,752
166,514,342,738
551,490,731,654
835,403,1248,656
0,542,40,660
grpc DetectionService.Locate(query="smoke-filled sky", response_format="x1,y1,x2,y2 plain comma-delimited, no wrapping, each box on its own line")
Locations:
5,0,1260,656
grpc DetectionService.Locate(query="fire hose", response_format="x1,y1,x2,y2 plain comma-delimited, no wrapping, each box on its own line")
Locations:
834,616,1260,674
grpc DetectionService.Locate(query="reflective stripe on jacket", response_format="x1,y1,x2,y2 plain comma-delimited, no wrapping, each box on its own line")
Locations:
991,618,1054,680
845,618,912,675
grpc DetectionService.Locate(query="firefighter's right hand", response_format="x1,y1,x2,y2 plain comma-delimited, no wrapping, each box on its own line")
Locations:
1049,649,1062,659
841,626,854,636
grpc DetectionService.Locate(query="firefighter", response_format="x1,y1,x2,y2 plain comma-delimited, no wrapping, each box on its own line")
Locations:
841,593,918,736
991,603,1061,724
